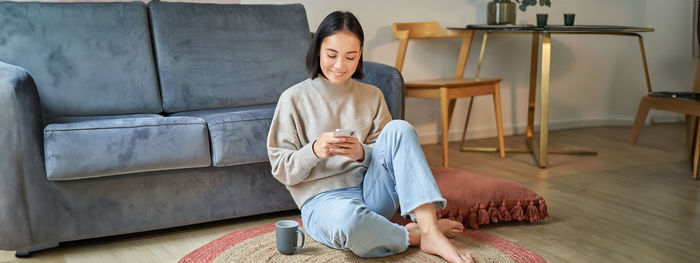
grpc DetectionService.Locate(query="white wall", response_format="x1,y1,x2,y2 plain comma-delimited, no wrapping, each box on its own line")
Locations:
21,0,693,143
243,0,696,144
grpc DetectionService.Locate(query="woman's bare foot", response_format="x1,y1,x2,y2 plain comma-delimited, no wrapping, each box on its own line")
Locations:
406,219,464,244
410,203,473,262
406,223,473,262
420,229,474,263
438,218,465,237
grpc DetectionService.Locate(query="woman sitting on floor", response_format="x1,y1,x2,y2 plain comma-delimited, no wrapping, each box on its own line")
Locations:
267,10,473,263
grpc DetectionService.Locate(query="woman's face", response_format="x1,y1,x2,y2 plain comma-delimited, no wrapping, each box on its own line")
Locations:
319,30,362,84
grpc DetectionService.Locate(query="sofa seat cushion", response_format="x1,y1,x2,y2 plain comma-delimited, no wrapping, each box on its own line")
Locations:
44,114,211,181
171,104,275,167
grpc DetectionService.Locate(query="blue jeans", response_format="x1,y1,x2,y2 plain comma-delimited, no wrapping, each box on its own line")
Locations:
300,120,447,258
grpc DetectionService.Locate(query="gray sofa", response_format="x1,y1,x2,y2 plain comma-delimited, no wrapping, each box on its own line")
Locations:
0,1,404,256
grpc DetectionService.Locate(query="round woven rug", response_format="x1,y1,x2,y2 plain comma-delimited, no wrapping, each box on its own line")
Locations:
179,219,545,263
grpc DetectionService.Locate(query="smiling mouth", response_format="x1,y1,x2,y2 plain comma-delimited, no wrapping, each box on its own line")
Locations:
329,70,345,77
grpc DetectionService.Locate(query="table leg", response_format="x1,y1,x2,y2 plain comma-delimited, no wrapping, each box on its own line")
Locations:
464,31,521,156
527,32,539,138
537,32,552,168
459,97,475,150
447,99,456,129
461,31,482,151
440,88,450,167
636,34,652,93
493,82,505,158
525,33,597,167
694,119,700,180
475,32,488,81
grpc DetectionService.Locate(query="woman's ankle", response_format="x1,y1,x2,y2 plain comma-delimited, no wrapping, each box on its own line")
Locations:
406,222,421,246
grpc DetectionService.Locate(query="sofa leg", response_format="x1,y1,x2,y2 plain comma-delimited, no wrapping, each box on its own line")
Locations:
14,242,59,258
15,251,31,258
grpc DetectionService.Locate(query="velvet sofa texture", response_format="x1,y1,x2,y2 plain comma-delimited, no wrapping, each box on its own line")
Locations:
0,1,404,255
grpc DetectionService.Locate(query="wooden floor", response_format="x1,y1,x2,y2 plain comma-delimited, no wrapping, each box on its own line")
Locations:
1,123,699,262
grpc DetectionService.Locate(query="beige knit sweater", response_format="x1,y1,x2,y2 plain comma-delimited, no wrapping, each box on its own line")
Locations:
267,77,392,208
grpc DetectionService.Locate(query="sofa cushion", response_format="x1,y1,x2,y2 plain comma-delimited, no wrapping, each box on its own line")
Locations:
44,114,211,181
356,62,405,120
148,2,310,113
0,2,162,119
172,104,275,167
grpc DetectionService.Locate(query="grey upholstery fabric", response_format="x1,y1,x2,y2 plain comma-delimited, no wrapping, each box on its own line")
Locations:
0,2,161,119
44,115,211,181
148,2,310,112
172,104,275,167
357,62,406,120
0,62,43,250
23,163,296,251
0,1,405,253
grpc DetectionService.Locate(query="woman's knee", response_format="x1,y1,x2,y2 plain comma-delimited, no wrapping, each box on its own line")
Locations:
382,120,416,136
340,203,372,233
321,200,370,246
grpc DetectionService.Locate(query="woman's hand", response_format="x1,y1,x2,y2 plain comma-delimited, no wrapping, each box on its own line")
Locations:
312,132,365,161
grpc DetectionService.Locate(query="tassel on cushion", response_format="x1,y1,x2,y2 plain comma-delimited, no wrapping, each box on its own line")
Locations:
456,207,466,225
468,206,479,229
526,201,539,223
478,203,490,224
499,200,512,222
488,201,501,223
446,208,456,221
539,199,549,219
510,201,525,221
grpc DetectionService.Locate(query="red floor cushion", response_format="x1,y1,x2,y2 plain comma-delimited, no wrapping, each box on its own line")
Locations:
432,167,548,229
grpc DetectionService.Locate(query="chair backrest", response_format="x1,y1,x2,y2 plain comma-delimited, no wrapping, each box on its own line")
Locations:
392,22,474,78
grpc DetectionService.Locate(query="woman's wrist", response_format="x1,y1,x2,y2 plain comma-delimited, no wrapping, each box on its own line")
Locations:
355,147,365,162
311,140,321,158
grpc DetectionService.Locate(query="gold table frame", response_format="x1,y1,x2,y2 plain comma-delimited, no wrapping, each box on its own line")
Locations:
459,25,655,168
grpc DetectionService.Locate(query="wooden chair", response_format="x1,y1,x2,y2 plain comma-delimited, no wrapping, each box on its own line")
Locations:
629,59,700,179
393,21,505,167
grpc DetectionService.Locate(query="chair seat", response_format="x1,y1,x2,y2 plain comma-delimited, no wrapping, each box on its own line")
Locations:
406,78,502,99
405,77,501,89
649,91,700,101
642,95,700,116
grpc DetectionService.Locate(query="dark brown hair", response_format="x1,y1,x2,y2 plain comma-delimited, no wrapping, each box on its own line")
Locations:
306,11,364,80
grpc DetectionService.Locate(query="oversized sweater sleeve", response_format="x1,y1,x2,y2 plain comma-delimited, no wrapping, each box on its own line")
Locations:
267,92,321,186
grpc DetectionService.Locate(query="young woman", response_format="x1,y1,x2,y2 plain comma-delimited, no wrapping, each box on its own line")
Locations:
267,11,473,263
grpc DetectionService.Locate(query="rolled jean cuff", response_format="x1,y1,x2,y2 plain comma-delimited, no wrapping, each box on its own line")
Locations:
404,198,447,221
399,224,410,253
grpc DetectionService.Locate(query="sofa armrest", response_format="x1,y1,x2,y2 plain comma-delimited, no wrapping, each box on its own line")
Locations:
357,61,405,120
0,62,44,250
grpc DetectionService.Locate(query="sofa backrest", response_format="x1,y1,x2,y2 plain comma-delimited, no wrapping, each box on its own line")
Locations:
148,2,310,113
0,2,162,120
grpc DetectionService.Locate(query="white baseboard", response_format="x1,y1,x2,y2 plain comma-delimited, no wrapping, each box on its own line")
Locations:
650,115,686,124
415,117,681,145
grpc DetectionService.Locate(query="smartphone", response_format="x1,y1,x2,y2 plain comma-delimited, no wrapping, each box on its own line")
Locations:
333,128,356,137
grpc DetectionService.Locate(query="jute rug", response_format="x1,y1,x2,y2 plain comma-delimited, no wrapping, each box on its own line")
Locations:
179,219,545,263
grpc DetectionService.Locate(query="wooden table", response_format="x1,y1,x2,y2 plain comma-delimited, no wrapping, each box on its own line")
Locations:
456,25,655,168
